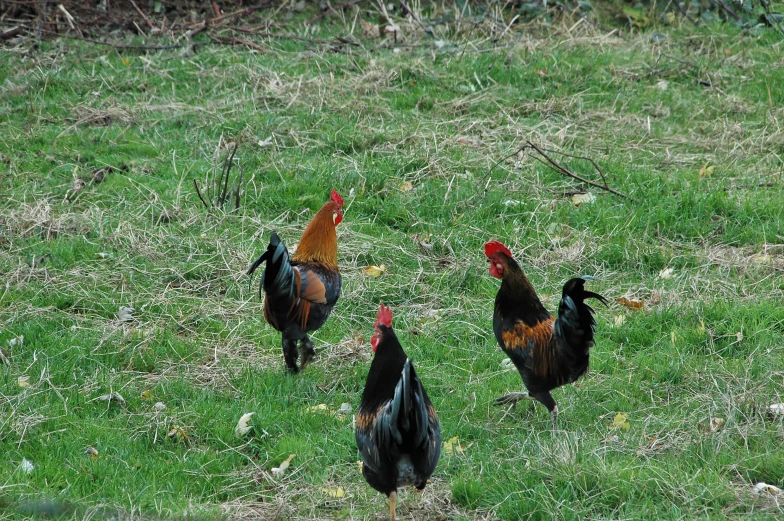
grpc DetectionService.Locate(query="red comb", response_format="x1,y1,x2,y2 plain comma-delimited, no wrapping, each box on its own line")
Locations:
375,303,393,328
484,240,512,258
330,189,344,208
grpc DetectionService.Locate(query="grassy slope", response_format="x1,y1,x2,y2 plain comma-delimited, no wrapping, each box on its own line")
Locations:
1,8,784,521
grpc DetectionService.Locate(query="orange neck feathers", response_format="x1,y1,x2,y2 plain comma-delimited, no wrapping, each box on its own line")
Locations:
291,201,340,269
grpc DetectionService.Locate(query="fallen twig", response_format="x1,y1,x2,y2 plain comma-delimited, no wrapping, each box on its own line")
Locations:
721,182,777,191
306,0,367,26
483,141,631,200
194,141,243,213
675,1,700,26
128,0,154,29
0,26,23,39
209,34,267,52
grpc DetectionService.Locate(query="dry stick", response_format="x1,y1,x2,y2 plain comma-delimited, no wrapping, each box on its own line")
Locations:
306,0,367,26
234,168,244,212
398,0,432,35
0,26,23,39
535,144,611,191
761,0,784,36
675,1,700,26
721,182,776,191
193,179,210,209
128,0,154,29
525,140,630,199
711,0,740,21
210,34,267,52
35,27,189,49
219,145,238,208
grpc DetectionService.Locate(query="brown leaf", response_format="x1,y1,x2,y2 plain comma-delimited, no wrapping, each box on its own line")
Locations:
616,297,644,310
360,19,380,38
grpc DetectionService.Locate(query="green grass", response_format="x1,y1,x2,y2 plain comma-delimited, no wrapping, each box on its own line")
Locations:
2,6,784,521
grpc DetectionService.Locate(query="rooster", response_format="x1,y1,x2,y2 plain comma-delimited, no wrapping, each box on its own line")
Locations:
484,240,608,426
356,304,441,521
247,190,344,373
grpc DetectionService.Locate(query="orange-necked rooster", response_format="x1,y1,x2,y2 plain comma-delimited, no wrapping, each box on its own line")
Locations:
247,190,344,373
356,304,441,521
485,240,608,426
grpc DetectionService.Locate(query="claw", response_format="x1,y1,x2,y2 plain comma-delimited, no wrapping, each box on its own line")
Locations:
494,392,531,406
389,490,396,521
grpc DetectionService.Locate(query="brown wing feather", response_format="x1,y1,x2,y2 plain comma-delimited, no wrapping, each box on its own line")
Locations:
299,270,328,304
501,317,558,377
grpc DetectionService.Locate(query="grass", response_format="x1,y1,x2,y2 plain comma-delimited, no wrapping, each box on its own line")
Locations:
2,5,784,520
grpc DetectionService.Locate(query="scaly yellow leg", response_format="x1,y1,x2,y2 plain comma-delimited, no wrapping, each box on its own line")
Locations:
389,490,397,521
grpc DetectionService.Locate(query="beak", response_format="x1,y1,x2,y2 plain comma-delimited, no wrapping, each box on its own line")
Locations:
579,275,595,281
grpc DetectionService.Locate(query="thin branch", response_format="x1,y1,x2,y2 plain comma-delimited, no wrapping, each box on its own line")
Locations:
210,34,267,52
482,141,631,201
525,140,630,199
193,178,210,209
711,0,740,21
128,0,154,29
219,144,238,207
305,0,367,26
675,1,700,27
721,182,776,191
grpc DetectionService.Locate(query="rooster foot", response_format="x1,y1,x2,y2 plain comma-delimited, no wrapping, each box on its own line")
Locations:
299,340,316,371
494,392,532,407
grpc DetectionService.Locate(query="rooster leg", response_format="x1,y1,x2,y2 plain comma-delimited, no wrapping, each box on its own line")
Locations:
299,337,316,370
389,490,397,521
530,391,558,428
282,337,299,373
494,392,533,407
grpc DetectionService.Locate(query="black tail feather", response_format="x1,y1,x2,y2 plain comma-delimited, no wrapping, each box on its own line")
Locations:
247,233,296,301
554,277,607,355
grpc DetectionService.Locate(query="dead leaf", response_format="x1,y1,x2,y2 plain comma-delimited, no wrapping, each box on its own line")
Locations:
7,335,24,347
612,315,626,327
768,403,784,417
94,392,126,406
751,253,772,265
611,413,630,431
336,403,352,416
360,19,381,38
710,417,725,431
235,412,255,438
307,403,330,413
20,458,34,474
753,482,783,496
535,68,547,77
616,297,644,310
442,436,470,454
118,306,135,322
17,375,30,388
363,265,386,277
85,446,99,459
168,425,189,442
141,390,153,401
272,453,296,477
571,192,596,207
699,163,715,179
322,486,346,499
658,268,675,279
456,136,483,147
153,402,166,411
399,181,414,192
